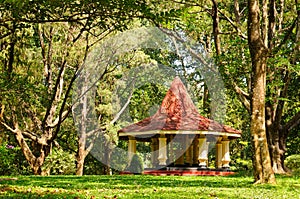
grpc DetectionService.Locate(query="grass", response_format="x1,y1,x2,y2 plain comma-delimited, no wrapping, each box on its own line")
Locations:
0,173,299,199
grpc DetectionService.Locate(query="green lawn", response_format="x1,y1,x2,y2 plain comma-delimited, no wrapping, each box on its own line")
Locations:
0,174,299,199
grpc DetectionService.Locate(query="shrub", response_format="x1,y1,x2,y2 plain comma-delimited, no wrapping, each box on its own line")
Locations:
42,148,76,175
0,143,31,175
110,147,128,173
126,153,144,174
285,154,300,176
235,158,253,171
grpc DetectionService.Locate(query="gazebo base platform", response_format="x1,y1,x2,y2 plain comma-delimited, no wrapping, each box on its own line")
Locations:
120,167,235,176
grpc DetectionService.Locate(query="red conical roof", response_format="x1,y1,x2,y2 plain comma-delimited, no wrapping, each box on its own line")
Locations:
118,77,240,135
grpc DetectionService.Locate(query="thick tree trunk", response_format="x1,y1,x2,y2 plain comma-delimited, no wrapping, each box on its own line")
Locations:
250,59,275,183
14,129,51,175
267,127,287,174
265,106,288,174
248,0,276,184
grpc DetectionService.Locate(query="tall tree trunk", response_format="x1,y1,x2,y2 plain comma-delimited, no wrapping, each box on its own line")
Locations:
212,0,221,56
248,0,276,184
76,80,88,176
234,0,240,24
76,144,86,176
103,146,112,175
203,83,210,116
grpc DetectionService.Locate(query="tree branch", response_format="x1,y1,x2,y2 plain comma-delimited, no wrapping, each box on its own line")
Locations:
273,18,297,54
218,9,247,40
0,121,17,133
274,71,291,127
233,83,251,112
42,60,66,131
284,111,300,132
48,110,70,128
110,83,135,125
222,69,251,111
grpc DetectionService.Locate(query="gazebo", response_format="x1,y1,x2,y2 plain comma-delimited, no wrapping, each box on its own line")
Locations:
118,77,241,174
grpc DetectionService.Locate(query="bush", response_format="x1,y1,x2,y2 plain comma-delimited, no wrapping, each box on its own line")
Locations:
285,154,300,176
235,158,253,171
126,154,144,174
83,154,108,175
0,143,31,175
42,148,76,175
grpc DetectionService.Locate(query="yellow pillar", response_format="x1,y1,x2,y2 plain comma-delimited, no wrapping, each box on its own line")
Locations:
185,136,193,166
151,138,159,167
158,135,167,165
206,142,210,166
193,137,199,165
128,136,136,162
216,141,223,169
222,137,230,169
168,135,174,165
175,136,184,165
198,137,208,168
175,149,185,165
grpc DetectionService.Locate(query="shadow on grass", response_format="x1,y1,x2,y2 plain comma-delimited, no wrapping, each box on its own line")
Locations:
1,174,253,190
1,172,298,196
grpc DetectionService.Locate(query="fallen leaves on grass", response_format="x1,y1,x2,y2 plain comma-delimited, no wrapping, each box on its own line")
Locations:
0,186,14,193
0,178,18,181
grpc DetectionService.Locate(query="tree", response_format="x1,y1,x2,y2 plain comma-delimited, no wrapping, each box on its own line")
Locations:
0,1,142,175
0,22,86,175
247,0,275,184
217,0,299,179
0,0,186,175
168,0,299,182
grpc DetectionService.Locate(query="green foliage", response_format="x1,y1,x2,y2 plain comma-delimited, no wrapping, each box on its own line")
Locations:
0,143,31,175
285,155,300,176
230,139,253,172
234,159,253,171
126,153,144,174
82,154,106,175
42,148,76,175
286,129,300,156
0,143,18,175
129,83,168,121
110,145,128,173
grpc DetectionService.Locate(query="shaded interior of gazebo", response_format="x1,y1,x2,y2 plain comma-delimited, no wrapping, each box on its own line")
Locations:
118,77,241,174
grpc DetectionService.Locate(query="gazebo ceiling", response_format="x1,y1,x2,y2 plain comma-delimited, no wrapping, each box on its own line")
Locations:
118,77,241,139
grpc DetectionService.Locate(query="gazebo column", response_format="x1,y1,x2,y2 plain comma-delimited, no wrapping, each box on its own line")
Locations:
216,140,223,169
168,135,174,165
198,136,208,168
175,136,185,165
158,135,167,165
193,137,199,165
185,136,193,166
222,137,230,170
175,149,185,165
151,138,159,167
128,136,136,162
